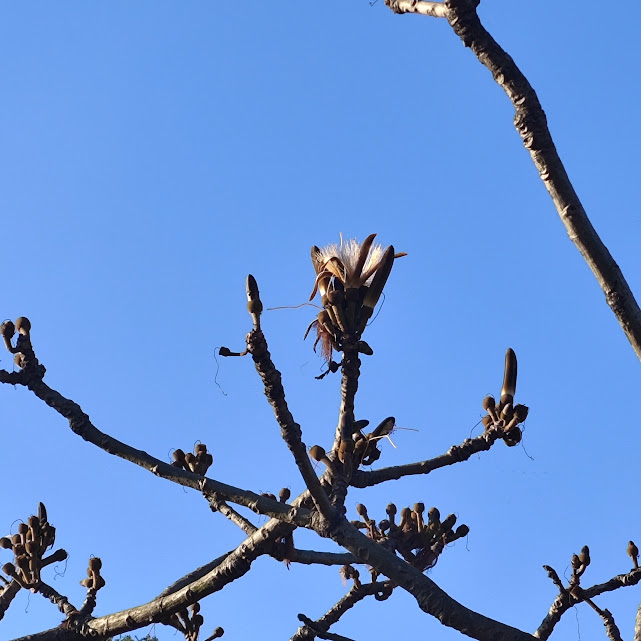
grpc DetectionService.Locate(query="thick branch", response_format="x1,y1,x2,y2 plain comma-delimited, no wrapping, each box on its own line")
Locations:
439,0,641,362
351,425,504,487
326,517,535,641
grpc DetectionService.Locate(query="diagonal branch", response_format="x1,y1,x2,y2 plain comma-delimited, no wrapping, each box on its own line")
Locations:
292,581,393,641
244,275,335,521
0,368,313,530
438,0,641,362
535,566,641,640
351,424,504,488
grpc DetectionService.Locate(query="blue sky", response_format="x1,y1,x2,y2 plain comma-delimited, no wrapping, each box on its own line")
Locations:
1,2,640,640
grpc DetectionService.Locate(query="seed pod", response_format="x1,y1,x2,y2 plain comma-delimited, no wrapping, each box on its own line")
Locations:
2,563,16,578
482,396,495,411
455,524,470,538
88,557,102,572
0,538,12,549
278,488,291,503
571,554,581,570
80,577,93,588
481,415,493,428
354,419,370,431
195,443,207,454
427,507,440,526
628,541,639,568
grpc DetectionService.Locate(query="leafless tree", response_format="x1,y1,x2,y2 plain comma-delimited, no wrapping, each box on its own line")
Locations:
1,2,640,641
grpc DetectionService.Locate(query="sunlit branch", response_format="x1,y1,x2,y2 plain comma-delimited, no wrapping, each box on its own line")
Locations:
351,425,505,488
385,0,448,17
0,364,314,529
437,0,641,362
244,274,335,521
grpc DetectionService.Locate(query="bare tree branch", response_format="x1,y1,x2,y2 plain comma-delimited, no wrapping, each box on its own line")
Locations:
351,424,504,488
385,0,448,17
292,581,392,641
0,367,314,530
244,275,335,520
430,0,641,362
535,566,641,640
634,603,641,641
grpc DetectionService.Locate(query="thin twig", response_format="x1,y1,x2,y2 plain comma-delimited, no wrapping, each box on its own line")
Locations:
207,496,258,535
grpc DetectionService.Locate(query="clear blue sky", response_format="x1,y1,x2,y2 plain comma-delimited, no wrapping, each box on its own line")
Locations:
1,2,640,640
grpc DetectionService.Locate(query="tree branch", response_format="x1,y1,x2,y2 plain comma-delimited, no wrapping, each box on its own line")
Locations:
351,424,504,487
385,0,448,17
433,0,641,362
0,366,314,530
243,275,335,521
292,581,392,641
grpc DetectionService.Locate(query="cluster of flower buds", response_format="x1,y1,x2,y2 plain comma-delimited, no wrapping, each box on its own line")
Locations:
481,348,529,446
309,417,397,476
172,444,213,476
306,234,406,365
0,503,66,589
570,545,591,580
0,317,35,370
79,557,105,591
351,502,468,573
168,602,224,641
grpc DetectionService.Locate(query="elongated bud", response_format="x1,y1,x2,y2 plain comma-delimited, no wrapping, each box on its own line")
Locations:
246,274,262,313
501,348,517,404
371,416,395,439
628,541,639,568
38,502,47,524
571,554,581,570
